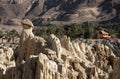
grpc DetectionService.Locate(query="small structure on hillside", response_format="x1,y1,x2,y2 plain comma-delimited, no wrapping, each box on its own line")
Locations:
99,30,111,39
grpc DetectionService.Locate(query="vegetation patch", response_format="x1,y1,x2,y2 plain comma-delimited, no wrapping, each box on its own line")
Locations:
34,22,120,39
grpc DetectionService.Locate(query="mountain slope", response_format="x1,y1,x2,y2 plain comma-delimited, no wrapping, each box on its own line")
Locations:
0,0,119,25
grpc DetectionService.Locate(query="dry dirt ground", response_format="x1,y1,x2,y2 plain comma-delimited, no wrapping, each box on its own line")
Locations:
0,25,22,33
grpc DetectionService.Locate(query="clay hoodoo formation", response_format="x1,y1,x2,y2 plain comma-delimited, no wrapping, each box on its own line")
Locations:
0,19,119,79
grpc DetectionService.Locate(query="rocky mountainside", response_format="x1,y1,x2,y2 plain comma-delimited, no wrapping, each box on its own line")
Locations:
0,0,120,25
0,19,120,79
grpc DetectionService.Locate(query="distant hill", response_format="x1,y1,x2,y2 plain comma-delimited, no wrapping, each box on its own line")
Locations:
0,0,120,26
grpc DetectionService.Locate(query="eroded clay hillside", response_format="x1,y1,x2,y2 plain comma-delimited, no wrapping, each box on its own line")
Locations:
0,19,120,79
0,0,120,25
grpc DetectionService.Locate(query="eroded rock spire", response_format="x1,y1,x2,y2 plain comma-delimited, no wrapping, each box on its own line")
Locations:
20,19,34,46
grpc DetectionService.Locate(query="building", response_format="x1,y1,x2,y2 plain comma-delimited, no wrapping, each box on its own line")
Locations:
99,30,111,39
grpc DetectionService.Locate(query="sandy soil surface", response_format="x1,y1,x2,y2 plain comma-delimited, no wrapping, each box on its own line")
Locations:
0,25,22,33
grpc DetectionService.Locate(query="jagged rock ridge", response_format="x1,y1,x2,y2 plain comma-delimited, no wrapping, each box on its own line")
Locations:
0,19,120,79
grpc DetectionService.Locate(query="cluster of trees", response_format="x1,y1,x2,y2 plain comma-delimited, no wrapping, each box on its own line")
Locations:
34,22,120,39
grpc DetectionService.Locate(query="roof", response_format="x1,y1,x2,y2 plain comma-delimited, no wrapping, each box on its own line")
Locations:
99,30,109,35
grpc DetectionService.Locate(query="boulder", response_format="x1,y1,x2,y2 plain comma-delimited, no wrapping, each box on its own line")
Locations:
0,46,15,77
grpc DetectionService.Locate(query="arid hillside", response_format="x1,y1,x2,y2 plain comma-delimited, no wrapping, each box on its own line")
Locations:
0,0,119,26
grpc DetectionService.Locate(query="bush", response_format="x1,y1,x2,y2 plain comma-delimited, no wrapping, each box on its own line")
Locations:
34,22,120,39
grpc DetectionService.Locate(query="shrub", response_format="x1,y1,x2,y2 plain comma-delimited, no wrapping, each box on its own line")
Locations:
34,23,120,39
